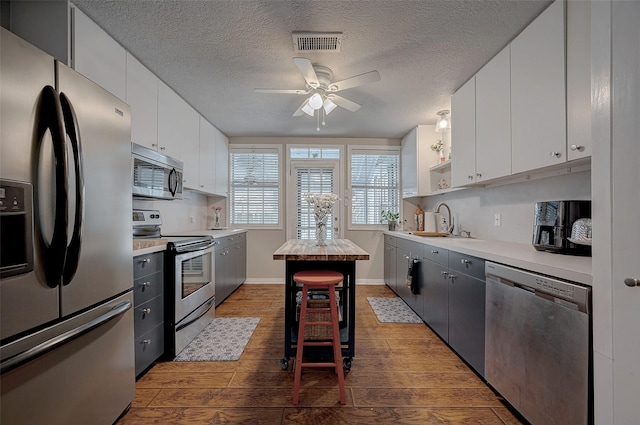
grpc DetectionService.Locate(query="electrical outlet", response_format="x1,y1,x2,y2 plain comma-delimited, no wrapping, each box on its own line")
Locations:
494,213,502,227
189,216,195,223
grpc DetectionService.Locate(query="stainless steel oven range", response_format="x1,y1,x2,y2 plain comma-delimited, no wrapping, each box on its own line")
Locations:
133,209,217,358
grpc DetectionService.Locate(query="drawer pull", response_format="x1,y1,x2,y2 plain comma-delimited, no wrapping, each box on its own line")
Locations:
141,281,151,288
142,308,152,315
461,259,471,265
141,258,151,264
440,271,448,276
142,339,152,345
431,250,438,254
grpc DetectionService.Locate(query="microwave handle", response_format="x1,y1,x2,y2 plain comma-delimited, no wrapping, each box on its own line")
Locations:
169,168,178,196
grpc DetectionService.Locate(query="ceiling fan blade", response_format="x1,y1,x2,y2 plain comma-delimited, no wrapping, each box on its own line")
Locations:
328,70,380,92
293,57,319,87
293,99,308,116
254,88,307,94
329,94,361,112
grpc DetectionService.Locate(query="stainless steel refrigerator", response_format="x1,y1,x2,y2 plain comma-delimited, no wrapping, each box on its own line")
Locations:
0,28,135,425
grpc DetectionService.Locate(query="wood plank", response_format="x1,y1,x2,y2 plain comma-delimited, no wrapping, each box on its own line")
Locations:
118,407,285,425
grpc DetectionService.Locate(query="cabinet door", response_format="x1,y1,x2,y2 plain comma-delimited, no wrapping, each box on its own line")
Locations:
199,117,216,193
451,77,476,187
422,259,449,342
384,243,397,291
395,247,410,299
126,53,158,151
214,248,226,306
72,7,126,101
401,127,418,197
157,81,200,181
235,240,247,287
448,272,486,377
511,0,566,173
214,128,229,196
475,46,511,181
566,0,592,161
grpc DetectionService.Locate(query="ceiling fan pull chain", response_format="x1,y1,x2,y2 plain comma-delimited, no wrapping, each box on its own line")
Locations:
316,110,320,132
322,107,326,126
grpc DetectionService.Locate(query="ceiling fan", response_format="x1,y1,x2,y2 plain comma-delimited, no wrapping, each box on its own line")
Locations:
254,57,380,117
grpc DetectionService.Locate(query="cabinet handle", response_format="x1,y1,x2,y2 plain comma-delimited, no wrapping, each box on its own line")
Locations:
200,185,204,188
476,173,482,178
431,250,438,254
550,151,562,158
468,175,474,180
160,146,166,151
142,339,152,345
141,258,151,264
570,144,584,151
142,308,152,315
440,271,448,276
461,259,470,265
624,278,640,287
404,255,410,260
152,143,158,148
449,274,457,280
141,281,151,288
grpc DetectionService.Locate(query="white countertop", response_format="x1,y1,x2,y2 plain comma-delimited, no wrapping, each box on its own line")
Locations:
162,228,247,238
385,231,592,286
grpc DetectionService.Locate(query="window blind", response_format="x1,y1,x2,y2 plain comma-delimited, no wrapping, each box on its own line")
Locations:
295,166,335,240
230,148,279,225
350,151,400,225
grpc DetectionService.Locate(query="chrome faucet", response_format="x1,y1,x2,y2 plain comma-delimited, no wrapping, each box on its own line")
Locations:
434,202,455,234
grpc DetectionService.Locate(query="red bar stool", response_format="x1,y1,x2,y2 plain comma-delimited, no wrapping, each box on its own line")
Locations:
292,270,346,405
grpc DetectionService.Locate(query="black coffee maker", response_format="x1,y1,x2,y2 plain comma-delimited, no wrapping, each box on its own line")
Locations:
532,200,592,256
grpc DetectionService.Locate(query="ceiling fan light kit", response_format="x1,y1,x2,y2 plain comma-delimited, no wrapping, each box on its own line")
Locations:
254,56,380,131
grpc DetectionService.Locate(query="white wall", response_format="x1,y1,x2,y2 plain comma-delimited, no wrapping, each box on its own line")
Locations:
404,170,591,244
230,136,399,283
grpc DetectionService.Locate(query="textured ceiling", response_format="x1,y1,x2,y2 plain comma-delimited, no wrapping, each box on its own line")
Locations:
73,0,552,139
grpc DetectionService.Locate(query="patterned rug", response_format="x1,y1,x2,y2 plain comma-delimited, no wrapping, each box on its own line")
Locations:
367,297,423,324
174,317,260,361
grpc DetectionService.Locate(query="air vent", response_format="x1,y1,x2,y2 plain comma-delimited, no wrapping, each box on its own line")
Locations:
293,32,343,52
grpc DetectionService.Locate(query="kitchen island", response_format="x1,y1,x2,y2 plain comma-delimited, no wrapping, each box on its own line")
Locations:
273,239,370,370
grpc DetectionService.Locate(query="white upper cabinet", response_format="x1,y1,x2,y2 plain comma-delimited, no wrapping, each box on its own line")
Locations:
566,0,592,161
213,127,229,197
451,77,476,187
126,53,158,150
157,81,200,183
401,125,439,198
198,117,216,193
510,0,566,174
475,45,511,182
72,7,126,101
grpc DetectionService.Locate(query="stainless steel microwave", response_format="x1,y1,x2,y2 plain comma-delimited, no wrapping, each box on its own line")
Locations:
132,143,183,200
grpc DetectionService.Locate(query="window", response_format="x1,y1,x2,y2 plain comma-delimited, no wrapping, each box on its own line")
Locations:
229,146,280,227
349,147,400,227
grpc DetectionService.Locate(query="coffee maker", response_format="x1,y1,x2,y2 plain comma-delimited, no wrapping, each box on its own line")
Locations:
532,200,592,256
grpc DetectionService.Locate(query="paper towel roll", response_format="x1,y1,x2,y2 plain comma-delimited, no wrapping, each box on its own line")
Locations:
423,212,437,233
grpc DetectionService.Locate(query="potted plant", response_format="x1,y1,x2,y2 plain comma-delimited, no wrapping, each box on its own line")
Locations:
380,210,400,231
431,139,446,163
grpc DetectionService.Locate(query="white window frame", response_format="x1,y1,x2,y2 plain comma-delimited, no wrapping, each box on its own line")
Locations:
286,144,345,240
228,144,283,229
346,145,401,231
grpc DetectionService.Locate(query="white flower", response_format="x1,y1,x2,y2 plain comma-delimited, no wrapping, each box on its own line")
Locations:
305,193,339,219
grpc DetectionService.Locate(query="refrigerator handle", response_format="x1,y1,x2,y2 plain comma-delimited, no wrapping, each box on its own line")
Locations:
59,93,85,285
0,300,132,375
35,86,68,288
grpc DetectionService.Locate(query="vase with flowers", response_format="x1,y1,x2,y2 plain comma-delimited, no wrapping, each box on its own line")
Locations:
305,193,339,246
210,206,222,229
431,139,446,163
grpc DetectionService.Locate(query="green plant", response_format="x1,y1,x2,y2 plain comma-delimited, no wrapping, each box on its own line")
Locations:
430,139,443,153
380,210,400,224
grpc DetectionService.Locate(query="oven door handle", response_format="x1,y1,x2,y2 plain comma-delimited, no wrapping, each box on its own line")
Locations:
176,298,214,332
174,240,218,253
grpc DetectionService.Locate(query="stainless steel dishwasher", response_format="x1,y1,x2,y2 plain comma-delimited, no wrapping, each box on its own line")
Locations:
485,262,591,425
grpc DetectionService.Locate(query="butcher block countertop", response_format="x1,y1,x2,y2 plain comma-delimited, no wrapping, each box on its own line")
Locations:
273,239,370,261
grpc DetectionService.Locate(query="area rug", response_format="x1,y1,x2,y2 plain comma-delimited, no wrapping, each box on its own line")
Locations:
174,317,260,361
367,297,423,324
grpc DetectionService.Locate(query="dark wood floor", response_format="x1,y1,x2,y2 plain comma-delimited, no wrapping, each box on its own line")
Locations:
117,284,525,424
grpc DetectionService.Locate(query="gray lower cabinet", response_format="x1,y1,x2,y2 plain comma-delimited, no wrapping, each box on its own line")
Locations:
384,235,397,292
447,251,486,377
215,232,247,306
382,236,486,377
422,244,450,341
133,252,165,378
395,238,424,319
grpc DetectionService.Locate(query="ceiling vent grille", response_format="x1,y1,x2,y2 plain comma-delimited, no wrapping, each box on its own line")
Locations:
293,32,343,52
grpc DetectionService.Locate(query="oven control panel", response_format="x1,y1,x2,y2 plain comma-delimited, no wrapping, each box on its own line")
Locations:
133,209,162,226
